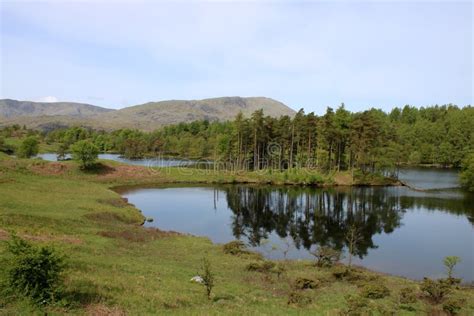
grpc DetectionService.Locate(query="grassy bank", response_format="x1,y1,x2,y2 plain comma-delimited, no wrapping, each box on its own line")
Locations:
0,155,472,315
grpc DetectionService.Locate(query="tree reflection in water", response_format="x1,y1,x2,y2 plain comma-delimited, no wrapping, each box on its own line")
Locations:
224,185,473,260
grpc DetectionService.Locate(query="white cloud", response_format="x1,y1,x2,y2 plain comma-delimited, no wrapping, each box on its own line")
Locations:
38,96,59,103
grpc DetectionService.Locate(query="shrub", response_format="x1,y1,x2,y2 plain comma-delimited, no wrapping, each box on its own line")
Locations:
420,277,451,303
17,136,39,158
71,140,99,169
443,296,465,315
3,235,66,305
443,256,461,281
310,246,341,267
399,287,417,304
245,261,275,273
56,143,69,161
200,258,214,300
223,240,248,255
345,294,369,315
0,137,14,154
294,277,319,290
272,263,286,278
332,265,349,279
360,282,390,299
287,290,312,306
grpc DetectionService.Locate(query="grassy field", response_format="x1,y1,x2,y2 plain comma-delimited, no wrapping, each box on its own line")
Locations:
0,154,472,315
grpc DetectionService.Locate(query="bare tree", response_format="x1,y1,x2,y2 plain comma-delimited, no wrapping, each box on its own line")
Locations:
345,225,363,270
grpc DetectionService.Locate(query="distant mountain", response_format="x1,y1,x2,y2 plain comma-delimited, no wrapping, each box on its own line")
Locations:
0,99,114,118
0,97,296,131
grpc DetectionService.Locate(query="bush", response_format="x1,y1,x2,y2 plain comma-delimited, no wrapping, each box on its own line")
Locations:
444,256,461,281
223,240,248,255
332,265,349,279
360,282,390,299
3,235,66,305
0,137,14,155
310,246,341,267
17,136,39,158
420,277,451,303
344,294,369,315
399,287,417,304
71,140,99,169
294,277,319,290
443,296,465,315
245,261,275,273
287,290,312,306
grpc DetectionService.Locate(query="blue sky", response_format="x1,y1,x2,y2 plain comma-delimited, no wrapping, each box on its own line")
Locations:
0,1,472,113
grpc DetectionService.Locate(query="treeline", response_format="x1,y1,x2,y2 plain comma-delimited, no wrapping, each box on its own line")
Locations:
1,104,472,175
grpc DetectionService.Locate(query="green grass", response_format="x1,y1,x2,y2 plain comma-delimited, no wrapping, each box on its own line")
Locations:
0,155,472,314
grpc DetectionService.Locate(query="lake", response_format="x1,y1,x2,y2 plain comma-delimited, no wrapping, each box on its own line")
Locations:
120,168,474,282
37,153,194,168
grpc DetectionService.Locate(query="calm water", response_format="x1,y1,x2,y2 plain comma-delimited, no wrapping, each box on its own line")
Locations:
37,153,193,167
120,170,474,282
398,167,461,190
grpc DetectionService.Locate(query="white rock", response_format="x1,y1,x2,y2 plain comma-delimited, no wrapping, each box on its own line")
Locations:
190,276,204,284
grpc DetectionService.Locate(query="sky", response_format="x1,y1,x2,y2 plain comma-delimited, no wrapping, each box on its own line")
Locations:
0,0,472,114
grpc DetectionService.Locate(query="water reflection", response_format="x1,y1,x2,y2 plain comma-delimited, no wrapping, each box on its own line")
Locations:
227,186,404,259
121,184,474,281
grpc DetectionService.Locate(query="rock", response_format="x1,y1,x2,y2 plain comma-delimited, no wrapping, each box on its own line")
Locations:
190,276,204,284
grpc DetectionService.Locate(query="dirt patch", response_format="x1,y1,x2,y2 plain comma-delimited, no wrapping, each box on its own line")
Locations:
98,227,180,242
84,212,138,224
30,162,72,176
0,228,81,244
85,304,126,316
96,165,157,181
0,228,8,240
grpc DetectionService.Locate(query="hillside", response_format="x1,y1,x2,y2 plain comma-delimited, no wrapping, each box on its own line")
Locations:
0,99,114,118
0,97,296,131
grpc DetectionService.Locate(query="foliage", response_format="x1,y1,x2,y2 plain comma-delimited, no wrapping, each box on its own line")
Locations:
223,240,248,255
360,282,390,299
420,277,451,303
245,261,276,273
399,287,417,304
56,143,69,161
344,294,369,315
10,103,472,174
444,256,461,280
332,265,349,279
460,153,474,192
287,291,312,306
200,257,214,300
16,136,39,158
294,277,319,290
443,296,465,315
71,140,99,169
3,235,66,305
310,246,341,267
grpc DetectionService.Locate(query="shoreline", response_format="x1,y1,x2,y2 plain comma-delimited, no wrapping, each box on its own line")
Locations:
1,155,473,314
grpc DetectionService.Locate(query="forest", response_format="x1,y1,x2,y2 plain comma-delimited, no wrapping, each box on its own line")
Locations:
1,104,473,177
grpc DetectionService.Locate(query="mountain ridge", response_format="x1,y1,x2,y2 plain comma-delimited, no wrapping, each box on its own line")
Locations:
0,96,296,131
